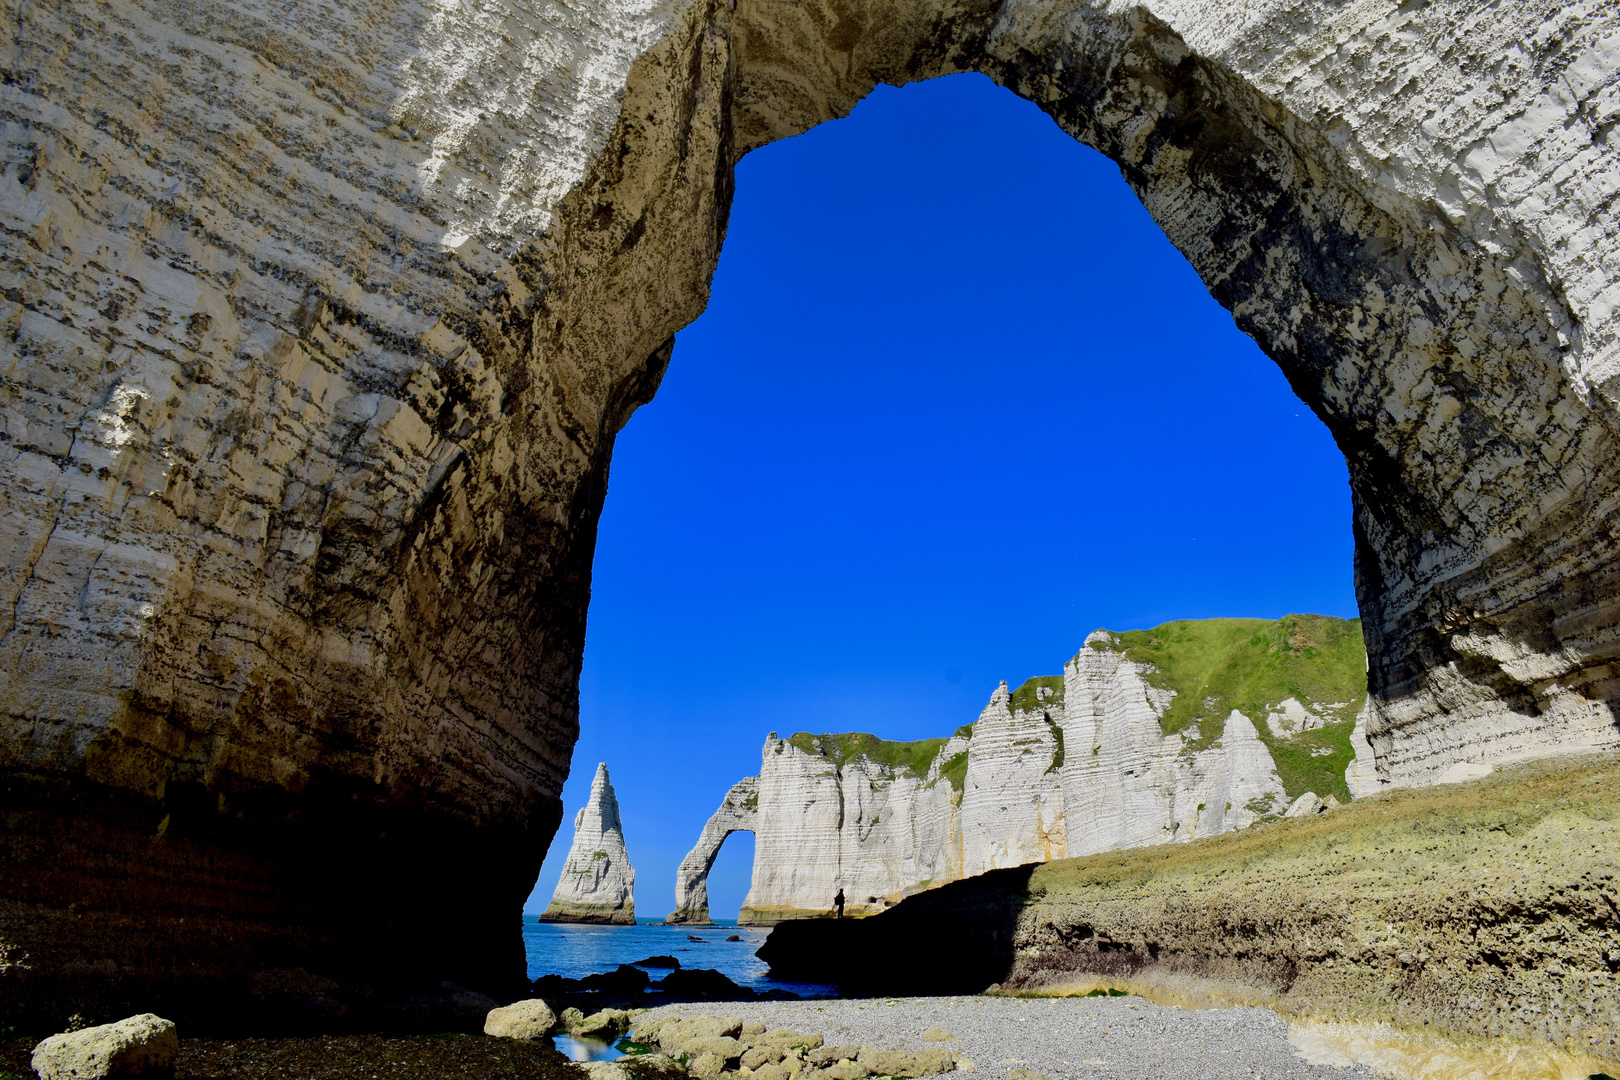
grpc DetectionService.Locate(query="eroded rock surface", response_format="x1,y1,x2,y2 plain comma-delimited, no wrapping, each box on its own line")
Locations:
31,1014,178,1080
671,618,1359,922
758,754,1620,1061
1,0,1618,1019
541,762,637,924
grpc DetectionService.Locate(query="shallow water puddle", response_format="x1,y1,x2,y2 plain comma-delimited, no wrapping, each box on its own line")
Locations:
553,1034,621,1062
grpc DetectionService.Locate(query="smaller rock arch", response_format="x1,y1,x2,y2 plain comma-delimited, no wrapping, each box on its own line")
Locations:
666,775,760,924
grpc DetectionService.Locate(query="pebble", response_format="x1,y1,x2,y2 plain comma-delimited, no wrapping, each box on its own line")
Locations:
633,996,1378,1080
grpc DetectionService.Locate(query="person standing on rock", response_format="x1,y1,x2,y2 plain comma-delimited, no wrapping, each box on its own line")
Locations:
834,887,845,918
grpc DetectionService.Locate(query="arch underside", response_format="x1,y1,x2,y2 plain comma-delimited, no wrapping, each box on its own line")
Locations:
667,776,760,925
0,0,1616,1019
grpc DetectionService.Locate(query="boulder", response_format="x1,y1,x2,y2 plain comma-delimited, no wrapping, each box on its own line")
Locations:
807,1046,862,1067
823,1060,869,1080
561,1007,587,1033
582,1063,633,1080
484,999,558,1040
688,1052,727,1080
919,1027,955,1042
31,1014,178,1079
905,1048,957,1076
619,1052,681,1069
682,1036,745,1064
1008,1070,1049,1080
859,1049,918,1075
579,965,652,995
635,956,682,969
632,1016,670,1044
740,1021,766,1039
656,1014,742,1052
764,1031,821,1051
657,968,750,1001
752,1065,794,1080
577,1008,633,1039
1285,792,1327,818
741,1046,785,1069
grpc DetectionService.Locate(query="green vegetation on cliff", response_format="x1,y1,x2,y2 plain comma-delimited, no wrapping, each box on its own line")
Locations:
1010,675,1065,713
784,615,1367,802
1089,614,1367,800
787,731,948,780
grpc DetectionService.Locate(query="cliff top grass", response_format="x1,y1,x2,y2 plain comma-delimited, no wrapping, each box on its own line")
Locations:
787,731,949,780
1010,675,1065,714
1088,613,1367,800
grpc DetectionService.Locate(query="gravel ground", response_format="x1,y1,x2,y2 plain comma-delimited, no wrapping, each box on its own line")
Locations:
634,996,1378,1080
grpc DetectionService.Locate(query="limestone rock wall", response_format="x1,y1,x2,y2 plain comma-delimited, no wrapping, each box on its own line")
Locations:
676,633,1323,921
2,0,1618,1020
1060,634,1292,855
540,763,636,924
668,775,760,924
958,684,1067,873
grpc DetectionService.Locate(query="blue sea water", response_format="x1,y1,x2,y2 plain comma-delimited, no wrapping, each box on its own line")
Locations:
521,917,836,1000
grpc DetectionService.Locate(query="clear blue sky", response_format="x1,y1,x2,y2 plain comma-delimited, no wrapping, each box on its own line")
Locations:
524,73,1356,919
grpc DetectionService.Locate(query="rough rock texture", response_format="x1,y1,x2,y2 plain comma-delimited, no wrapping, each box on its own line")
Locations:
484,999,560,1041
672,621,1357,922
31,1014,178,1080
759,753,1620,1063
668,776,760,924
541,762,636,924
2,0,1619,1020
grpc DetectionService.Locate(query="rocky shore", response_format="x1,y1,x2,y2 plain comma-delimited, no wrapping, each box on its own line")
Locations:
3,1031,583,1080
621,999,1374,1080
757,753,1620,1067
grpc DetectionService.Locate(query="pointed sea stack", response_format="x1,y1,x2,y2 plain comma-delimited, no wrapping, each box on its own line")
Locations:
540,763,637,924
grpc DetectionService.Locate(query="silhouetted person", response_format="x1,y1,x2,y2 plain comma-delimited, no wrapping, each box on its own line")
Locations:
834,888,845,919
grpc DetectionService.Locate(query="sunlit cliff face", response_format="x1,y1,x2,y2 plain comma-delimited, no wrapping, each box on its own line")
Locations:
0,0,1617,1023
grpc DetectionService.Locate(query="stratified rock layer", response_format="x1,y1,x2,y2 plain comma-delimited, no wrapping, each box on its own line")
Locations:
758,753,1620,1065
671,618,1359,923
2,0,1619,1020
541,763,636,924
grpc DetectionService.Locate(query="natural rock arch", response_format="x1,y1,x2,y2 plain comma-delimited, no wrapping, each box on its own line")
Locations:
0,0,1616,1020
667,776,759,925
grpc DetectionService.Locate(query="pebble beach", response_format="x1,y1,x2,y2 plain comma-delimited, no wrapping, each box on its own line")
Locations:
634,996,1377,1080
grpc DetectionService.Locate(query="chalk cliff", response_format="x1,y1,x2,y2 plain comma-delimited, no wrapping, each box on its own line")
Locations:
541,763,636,924
674,615,1371,922
3,0,1618,1021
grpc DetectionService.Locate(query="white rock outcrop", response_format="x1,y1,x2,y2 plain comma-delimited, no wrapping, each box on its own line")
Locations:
542,763,637,924
2,0,1618,1012
485,999,559,1040
672,629,1341,922
31,1014,178,1080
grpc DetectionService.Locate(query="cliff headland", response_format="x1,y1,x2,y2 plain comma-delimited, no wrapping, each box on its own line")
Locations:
675,615,1390,923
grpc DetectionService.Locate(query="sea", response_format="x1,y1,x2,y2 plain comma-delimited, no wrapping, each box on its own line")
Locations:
524,918,836,1062
521,917,836,998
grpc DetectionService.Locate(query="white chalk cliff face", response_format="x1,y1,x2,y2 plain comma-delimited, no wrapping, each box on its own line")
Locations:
4,0,1620,1015
675,620,1373,922
541,763,636,924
